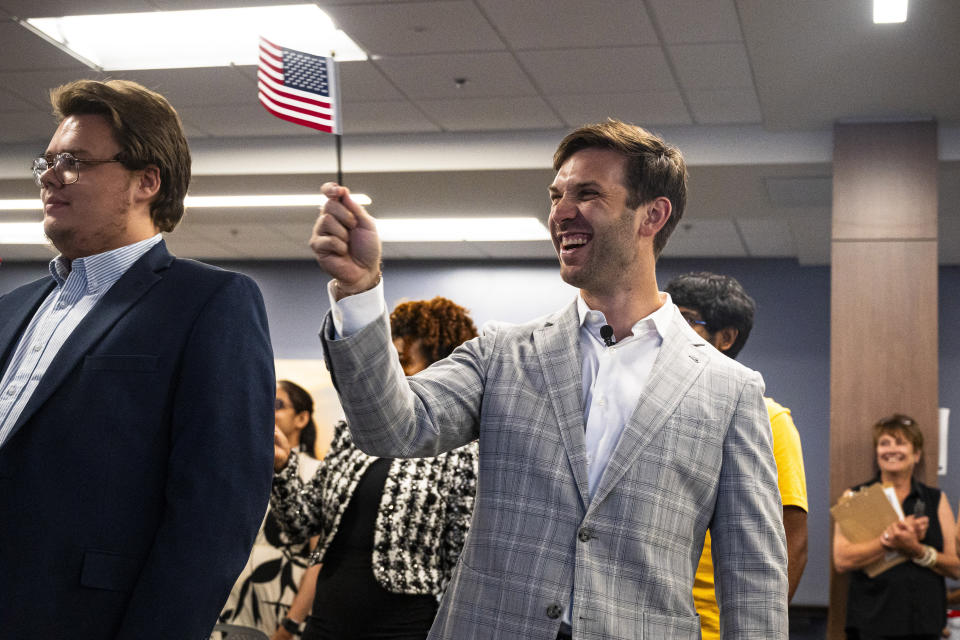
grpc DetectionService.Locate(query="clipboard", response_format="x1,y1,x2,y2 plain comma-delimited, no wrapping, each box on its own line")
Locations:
830,482,907,577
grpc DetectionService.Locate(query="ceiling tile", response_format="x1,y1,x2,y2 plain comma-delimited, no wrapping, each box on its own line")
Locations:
661,218,746,257
342,101,441,134
765,176,832,207
176,104,313,137
518,46,677,94
684,164,832,220
0,69,108,110
547,91,691,128
669,43,753,90
273,223,318,245
150,0,297,9
738,0,960,129
375,52,537,99
477,0,658,49
0,1,154,18
182,208,316,231
0,243,56,262
478,240,556,259
0,177,36,198
162,235,240,261
646,0,743,44
0,21,90,71
786,208,831,265
382,241,490,260
175,223,305,259
181,121,211,139
686,88,761,124
0,87,34,111
735,217,795,256
417,96,562,131
107,67,257,108
324,1,504,56
0,110,58,145
339,61,405,102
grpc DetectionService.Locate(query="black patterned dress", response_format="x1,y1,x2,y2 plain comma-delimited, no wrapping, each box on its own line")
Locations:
271,421,478,639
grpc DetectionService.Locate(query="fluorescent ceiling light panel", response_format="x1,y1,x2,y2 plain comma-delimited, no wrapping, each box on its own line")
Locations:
0,222,48,244
376,217,550,242
26,4,366,70
874,0,908,23
0,199,42,211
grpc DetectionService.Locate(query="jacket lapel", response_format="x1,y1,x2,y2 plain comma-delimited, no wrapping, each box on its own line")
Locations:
7,242,173,440
588,310,710,509
533,300,590,507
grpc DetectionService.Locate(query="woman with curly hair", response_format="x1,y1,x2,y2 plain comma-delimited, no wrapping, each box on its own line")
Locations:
389,296,479,375
271,297,479,640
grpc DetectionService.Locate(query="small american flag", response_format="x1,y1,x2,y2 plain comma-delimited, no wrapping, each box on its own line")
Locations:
258,37,341,134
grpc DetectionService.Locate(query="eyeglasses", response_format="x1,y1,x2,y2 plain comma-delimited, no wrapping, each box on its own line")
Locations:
31,152,123,187
878,415,916,428
681,313,708,328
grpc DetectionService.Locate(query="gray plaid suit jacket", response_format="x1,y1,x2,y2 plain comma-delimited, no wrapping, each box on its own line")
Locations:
321,299,787,640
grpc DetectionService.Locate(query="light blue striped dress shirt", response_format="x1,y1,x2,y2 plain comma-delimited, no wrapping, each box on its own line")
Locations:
0,234,163,447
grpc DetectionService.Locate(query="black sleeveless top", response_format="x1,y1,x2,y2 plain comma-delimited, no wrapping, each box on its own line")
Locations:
845,478,946,637
302,458,438,640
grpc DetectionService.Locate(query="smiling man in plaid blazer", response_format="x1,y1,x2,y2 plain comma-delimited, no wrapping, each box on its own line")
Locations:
308,120,787,639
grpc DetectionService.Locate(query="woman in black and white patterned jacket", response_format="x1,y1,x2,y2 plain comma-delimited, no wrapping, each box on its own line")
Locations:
271,297,479,640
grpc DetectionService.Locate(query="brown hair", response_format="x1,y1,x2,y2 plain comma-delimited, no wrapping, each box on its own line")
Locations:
873,413,924,452
390,297,478,365
50,79,191,232
553,119,687,259
873,413,924,476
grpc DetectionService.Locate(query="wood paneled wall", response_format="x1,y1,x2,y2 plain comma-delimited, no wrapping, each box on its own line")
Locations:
827,121,939,638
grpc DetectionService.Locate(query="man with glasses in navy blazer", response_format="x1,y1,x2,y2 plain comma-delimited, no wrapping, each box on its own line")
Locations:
309,120,787,639
0,80,275,640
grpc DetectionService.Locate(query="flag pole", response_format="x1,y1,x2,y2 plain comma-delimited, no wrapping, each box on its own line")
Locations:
332,50,343,186
336,134,343,186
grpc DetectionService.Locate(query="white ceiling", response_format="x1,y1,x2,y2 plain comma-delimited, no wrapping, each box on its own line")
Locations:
0,0,958,264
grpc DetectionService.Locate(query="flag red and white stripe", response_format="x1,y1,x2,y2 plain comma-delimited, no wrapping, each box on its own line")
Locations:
258,37,341,134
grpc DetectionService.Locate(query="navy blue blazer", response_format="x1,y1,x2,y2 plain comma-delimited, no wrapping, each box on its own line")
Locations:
0,241,276,640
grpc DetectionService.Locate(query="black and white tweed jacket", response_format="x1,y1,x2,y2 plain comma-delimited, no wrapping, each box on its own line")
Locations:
271,420,478,596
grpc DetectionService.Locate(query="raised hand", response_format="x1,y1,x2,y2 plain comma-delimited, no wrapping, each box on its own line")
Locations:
309,182,382,299
274,426,292,473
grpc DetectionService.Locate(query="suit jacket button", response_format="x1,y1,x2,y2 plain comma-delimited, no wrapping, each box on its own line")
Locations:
578,528,592,542
546,603,563,619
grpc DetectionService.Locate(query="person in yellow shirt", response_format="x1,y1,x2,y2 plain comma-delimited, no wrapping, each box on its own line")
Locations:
665,272,808,639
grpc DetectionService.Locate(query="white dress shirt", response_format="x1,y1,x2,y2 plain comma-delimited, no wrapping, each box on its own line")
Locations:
0,234,162,447
575,293,675,500
327,280,675,497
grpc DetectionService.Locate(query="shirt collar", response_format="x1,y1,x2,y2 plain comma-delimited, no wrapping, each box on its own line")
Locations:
48,234,163,292
576,291,676,344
